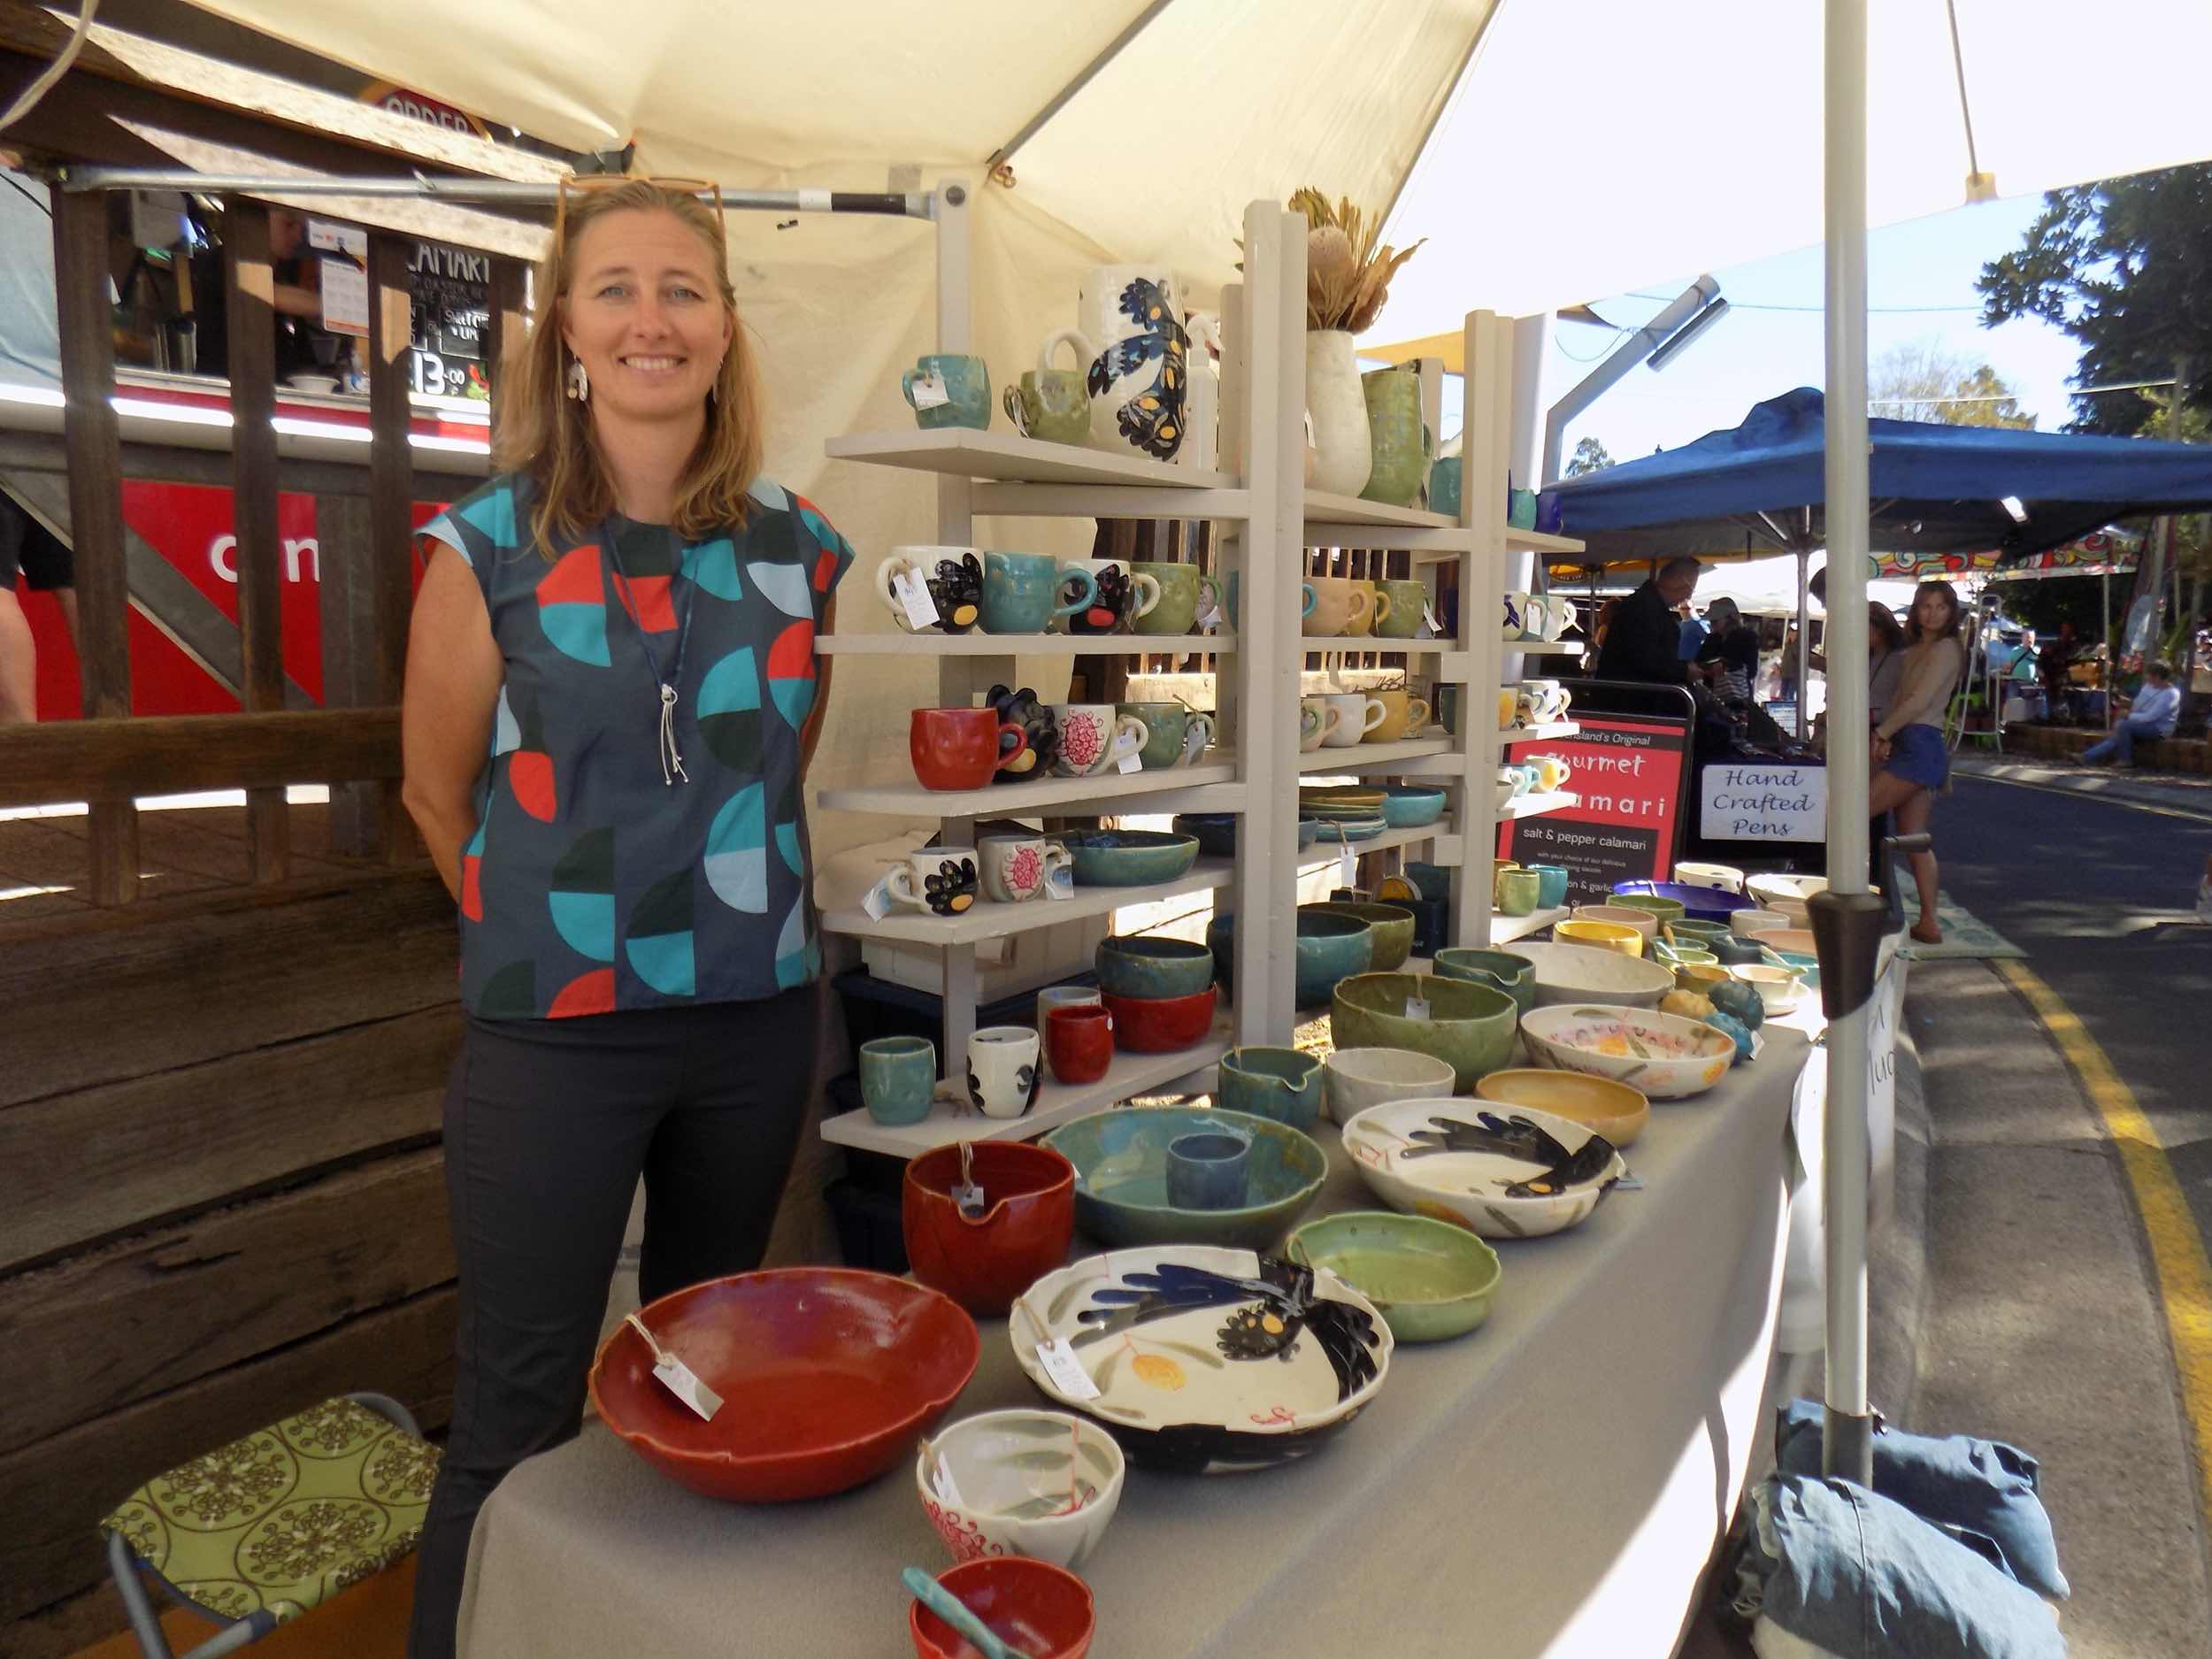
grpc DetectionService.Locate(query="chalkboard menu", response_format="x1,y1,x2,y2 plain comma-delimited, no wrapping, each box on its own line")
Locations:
409,241,492,401
1497,712,1692,904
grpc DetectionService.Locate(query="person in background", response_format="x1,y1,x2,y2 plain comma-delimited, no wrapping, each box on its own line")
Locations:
2080,660,2181,767
1692,595,1758,701
188,204,329,383
1866,599,1909,724
1868,580,1969,943
0,159,76,721
1676,600,1707,664
1595,554,1701,685
2039,622,2078,723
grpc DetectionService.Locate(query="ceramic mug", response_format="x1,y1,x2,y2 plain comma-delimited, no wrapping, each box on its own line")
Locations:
981,549,1095,635
885,846,982,917
902,353,991,430
1496,688,1522,731
1002,367,1089,444
1509,486,1540,530
1511,761,1543,795
1225,570,1316,631
1045,1003,1113,1087
1373,579,1427,640
877,547,984,634
1542,595,1576,641
1363,687,1432,742
910,709,1030,792
1307,576,1375,638
1492,860,1520,906
1034,985,1102,1051
1342,580,1382,639
1164,1129,1252,1210
1118,701,1216,770
1524,680,1569,724
1497,869,1542,918
1502,590,1555,641
1322,692,1386,747
1299,697,1344,754
967,1026,1042,1120
1531,755,1571,793
1525,863,1571,909
858,1036,937,1125
1437,686,1460,735
1044,265,1189,461
1060,557,1162,636
1428,455,1462,520
1048,703,1148,776
979,833,1071,903
1129,562,1221,636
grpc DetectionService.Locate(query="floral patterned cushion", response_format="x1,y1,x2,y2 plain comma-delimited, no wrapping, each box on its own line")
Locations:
99,1398,440,1625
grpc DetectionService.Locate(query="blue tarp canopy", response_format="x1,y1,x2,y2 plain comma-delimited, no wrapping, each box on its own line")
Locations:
1540,388,2212,564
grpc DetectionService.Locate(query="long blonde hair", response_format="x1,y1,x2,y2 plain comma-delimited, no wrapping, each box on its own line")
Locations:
495,180,764,559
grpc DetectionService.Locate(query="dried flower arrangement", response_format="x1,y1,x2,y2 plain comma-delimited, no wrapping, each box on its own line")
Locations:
1289,188,1423,334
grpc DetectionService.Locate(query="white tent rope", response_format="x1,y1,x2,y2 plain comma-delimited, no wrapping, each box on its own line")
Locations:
0,0,101,135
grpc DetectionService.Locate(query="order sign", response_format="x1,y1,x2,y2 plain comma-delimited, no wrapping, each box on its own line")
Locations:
1700,762,1828,843
1499,714,1689,904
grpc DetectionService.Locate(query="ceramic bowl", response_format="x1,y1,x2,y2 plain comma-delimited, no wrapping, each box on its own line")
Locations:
1041,1107,1328,1252
1094,934,1216,1000
909,1557,1095,1659
1099,985,1217,1051
1731,908,1795,940
1505,940,1677,1008
1301,786,1386,817
1571,903,1660,942
1675,961,1734,996
1217,1045,1326,1131
1008,1243,1391,1473
589,1269,979,1502
1432,948,1537,1014
1472,1067,1651,1147
1761,927,1817,957
915,1409,1125,1571
1310,816,1388,843
1064,829,1199,887
1286,1211,1503,1343
1172,812,1239,859
1609,893,1685,926
1729,963,1807,1014
1209,906,1372,1010
903,1142,1077,1317
1378,784,1448,828
1340,1098,1627,1239
1518,1002,1737,1100
1331,972,1519,1092
1554,918,1644,957
1322,1047,1459,1124
1616,879,1755,925
1673,861,1746,893
1747,872,1827,920
1665,918,1731,947
1304,901,1416,972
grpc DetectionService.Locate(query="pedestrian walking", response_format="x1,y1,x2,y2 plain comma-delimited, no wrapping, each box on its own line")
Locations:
1869,580,1968,944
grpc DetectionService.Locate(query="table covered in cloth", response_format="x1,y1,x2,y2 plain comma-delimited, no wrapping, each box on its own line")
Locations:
457,1026,1808,1659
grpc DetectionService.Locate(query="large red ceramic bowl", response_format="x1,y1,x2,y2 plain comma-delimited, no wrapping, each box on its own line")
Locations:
589,1268,979,1502
910,1558,1096,1659
1100,985,1218,1052
903,1142,1077,1317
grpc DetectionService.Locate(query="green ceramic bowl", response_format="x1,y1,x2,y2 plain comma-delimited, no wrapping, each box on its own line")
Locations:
1432,948,1537,1014
1665,918,1729,946
1041,1106,1327,1252
1330,972,1519,1092
1612,893,1686,924
1305,902,1416,972
1217,1046,1325,1131
1094,934,1217,1000
1286,1211,1502,1343
1064,829,1200,887
1209,907,1374,1010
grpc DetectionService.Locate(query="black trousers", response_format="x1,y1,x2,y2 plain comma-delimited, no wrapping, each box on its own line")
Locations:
407,987,822,1659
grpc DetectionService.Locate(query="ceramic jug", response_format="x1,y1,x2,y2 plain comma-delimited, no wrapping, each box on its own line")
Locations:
1306,329,1371,496
1359,365,1431,508
1042,265,1190,463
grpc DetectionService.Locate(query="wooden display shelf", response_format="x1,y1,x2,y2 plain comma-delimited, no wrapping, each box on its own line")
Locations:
816,631,1234,657
1295,736,1455,774
816,754,1240,818
826,428,1235,491
1500,789,1578,820
1302,491,1458,532
1306,820,1457,861
821,859,1233,946
818,1025,1232,1156
1501,640,1587,657
1492,904,1571,944
1502,722,1581,744
1409,526,1585,563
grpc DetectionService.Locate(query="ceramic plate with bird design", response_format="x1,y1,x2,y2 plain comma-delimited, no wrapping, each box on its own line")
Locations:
1340,1099,1627,1240
1009,1246,1392,1473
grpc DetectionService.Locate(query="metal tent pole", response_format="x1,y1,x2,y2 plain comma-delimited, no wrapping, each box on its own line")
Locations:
1796,547,1812,740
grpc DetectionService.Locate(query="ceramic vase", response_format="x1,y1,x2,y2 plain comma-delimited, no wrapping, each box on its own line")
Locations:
1305,329,1371,496
1359,364,1430,507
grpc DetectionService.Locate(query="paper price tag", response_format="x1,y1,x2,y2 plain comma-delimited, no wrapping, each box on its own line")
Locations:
1422,602,1443,636
892,567,941,631
1613,1172,1645,1193
1037,1337,1102,1401
862,878,894,921
1403,995,1431,1021
1044,864,1076,900
1195,601,1222,632
1116,751,1144,773
932,1459,967,1509
651,1354,721,1421
910,369,951,410
1338,844,1357,887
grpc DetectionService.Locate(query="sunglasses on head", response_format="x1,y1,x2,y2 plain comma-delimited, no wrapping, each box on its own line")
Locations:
553,174,727,259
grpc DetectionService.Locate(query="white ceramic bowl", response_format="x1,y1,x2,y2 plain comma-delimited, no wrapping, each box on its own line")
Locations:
1747,872,1827,916
1324,1047,1459,1124
1571,903,1659,942
1340,1098,1627,1239
1731,908,1795,940
1761,928,1817,957
1672,861,1745,893
916,1409,1125,1569
1501,940,1677,1009
1728,964,1805,1015
1519,1002,1737,1100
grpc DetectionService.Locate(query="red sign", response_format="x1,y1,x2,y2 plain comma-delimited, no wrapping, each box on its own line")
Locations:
1498,714,1690,905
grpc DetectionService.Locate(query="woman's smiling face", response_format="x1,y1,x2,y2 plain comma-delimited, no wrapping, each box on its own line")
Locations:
559,206,731,425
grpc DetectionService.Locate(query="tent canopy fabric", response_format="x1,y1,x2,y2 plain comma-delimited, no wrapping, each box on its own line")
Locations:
1539,388,2212,564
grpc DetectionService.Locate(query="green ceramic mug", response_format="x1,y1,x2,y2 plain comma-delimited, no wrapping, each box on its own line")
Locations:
1373,578,1428,640
1496,868,1542,918
1130,561,1222,636
1118,701,1217,770
1002,368,1089,444
858,1036,937,1125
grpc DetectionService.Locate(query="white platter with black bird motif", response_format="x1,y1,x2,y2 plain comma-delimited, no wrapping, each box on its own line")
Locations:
1008,1245,1392,1474
1340,1099,1627,1240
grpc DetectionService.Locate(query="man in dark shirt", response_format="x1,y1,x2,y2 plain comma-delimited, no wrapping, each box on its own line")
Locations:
1596,555,1702,684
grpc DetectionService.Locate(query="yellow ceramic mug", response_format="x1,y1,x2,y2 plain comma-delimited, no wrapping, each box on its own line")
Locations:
1497,688,1520,731
1307,576,1374,638
1363,687,1433,742
1493,859,1521,905
1555,918,1645,957
1343,580,1380,638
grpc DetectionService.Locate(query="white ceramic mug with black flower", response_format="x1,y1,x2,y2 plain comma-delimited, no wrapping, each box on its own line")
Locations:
967,1025,1042,1119
885,847,980,918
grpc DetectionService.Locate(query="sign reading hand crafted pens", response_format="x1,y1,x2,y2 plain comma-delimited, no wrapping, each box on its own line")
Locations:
1700,763,1827,843
1498,715,1689,906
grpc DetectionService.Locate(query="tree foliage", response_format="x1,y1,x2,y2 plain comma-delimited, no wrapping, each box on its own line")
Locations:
1563,435,1613,476
1868,339,2035,428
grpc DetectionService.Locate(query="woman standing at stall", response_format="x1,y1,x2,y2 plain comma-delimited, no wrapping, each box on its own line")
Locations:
399,179,852,1659
1868,580,1966,944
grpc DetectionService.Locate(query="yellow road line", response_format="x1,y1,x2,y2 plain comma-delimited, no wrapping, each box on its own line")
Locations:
1996,957,2212,1523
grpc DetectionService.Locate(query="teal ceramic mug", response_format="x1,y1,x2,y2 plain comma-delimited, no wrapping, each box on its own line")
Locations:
1131,561,1223,636
1225,570,1316,631
1118,701,1217,770
858,1036,936,1125
1525,863,1570,909
1428,456,1462,519
901,353,990,430
980,549,1095,634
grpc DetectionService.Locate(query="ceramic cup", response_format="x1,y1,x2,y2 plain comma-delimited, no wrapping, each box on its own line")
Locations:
1118,701,1217,770
1531,755,1571,793
902,353,990,430
910,708,1030,791
1164,1128,1252,1211
1428,456,1462,520
1524,680,1568,724
1129,562,1222,636
886,846,982,917
1373,578,1427,640
1363,687,1432,742
1511,762,1543,795
1045,1003,1114,1087
1496,869,1542,917
1002,367,1090,444
1342,580,1382,639
1033,985,1102,1051
1060,558,1162,636
1509,486,1540,529
877,547,984,634
858,1035,937,1125
967,1025,1042,1120
1437,686,1460,734
1525,863,1571,909
1497,688,1522,731
1225,570,1316,631
981,550,1095,635
1502,590,1560,641
1322,691,1386,747
979,833,1071,903
1299,697,1344,753
1307,576,1375,638
1048,704,1148,776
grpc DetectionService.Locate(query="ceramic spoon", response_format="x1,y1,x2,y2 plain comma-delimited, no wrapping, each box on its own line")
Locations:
901,1565,1032,1659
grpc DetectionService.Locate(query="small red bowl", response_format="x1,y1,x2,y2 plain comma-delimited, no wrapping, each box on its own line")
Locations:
1099,984,1219,1052
588,1268,979,1502
910,1557,1096,1659
902,1141,1076,1317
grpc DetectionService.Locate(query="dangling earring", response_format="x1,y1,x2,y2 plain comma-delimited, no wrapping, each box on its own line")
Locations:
566,358,590,403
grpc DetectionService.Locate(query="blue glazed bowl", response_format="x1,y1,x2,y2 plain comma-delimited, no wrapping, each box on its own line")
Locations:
1379,784,1447,828
1064,830,1200,887
1611,879,1755,925
1209,906,1373,1010
1041,1108,1327,1252
1217,1046,1326,1131
1094,934,1217,1000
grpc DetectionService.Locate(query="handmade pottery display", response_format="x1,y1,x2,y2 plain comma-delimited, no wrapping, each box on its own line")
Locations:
1377,783,1447,827
1372,578,1428,640
1572,903,1659,943
1472,1068,1651,1148
1622,880,1760,924
1164,1128,1253,1210
1047,704,1148,778
1042,1108,1327,1253
1207,906,1373,1009
1609,891,1685,926
981,550,1095,635
1729,963,1806,1015
1033,986,1103,1053
1330,972,1519,1092
1732,908,1795,940
1306,328,1372,496
588,1269,979,1502
1433,948,1537,1014
1428,455,1461,519
1118,701,1215,770
1045,1003,1115,1087
1007,1242,1390,1472
1286,1211,1502,1343
1308,817,1388,843
1321,1047,1460,1125
1747,872,1827,921
1319,690,1386,745
1002,365,1092,446
1761,927,1817,957
1675,961,1735,998
1709,931,1770,966
1044,265,1190,461
1496,871,1541,918
1554,918,1643,957
903,1141,1077,1317
907,1556,1096,1659
914,1409,1125,1571
1359,364,1430,507
879,548,985,634
1518,1002,1738,1099
1306,576,1375,638
983,684,1058,781
1301,784,1386,820
979,834,1070,904
1063,829,1199,887
1128,562,1221,636
1058,558,1161,635
902,353,991,430
910,710,1029,792
886,845,982,918
1362,688,1432,743
1674,861,1747,892
1340,1099,1627,1240
1216,1046,1325,1131
1094,934,1215,1001
1098,985,1217,1051
1298,697,1343,752
1303,902,1414,972
861,1036,939,1125
967,1026,1043,1120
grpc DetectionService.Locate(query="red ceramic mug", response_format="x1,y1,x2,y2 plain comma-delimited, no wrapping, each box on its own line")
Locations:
911,707,1031,792
1046,1002,1114,1086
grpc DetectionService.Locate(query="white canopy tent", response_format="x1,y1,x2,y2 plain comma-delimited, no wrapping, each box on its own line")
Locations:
1701,554,1920,619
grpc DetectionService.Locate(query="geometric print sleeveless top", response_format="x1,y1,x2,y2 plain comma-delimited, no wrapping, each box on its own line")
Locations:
418,471,855,1020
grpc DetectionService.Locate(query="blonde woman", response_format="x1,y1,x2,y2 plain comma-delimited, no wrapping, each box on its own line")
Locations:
400,180,853,1658
1867,580,1967,944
